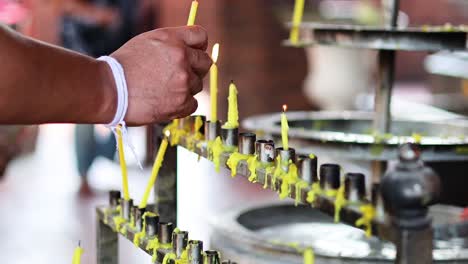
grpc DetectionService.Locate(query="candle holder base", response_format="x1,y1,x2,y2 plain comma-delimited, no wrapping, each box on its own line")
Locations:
205,121,221,141
276,147,296,172
221,127,239,148
239,133,256,155
121,199,133,221
179,116,193,131
109,190,121,209
132,206,146,232
172,231,189,258
188,240,204,263
191,115,206,135
255,140,275,164
297,155,318,184
144,213,159,237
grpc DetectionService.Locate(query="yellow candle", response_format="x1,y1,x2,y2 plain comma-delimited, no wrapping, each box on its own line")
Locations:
290,0,305,44
139,131,170,209
223,81,239,129
210,43,220,122
72,242,84,264
116,126,130,201
281,105,289,150
303,248,315,264
187,0,199,26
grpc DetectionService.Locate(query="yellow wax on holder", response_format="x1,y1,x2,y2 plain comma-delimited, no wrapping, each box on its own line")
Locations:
223,81,239,129
264,165,276,189
247,155,259,182
295,180,309,206
306,182,322,204
226,152,250,177
210,44,220,122
72,241,84,264
334,185,347,222
186,116,204,151
162,252,177,264
164,119,179,146
211,137,225,172
139,131,170,209
187,0,199,26
116,126,130,201
279,162,299,199
290,0,305,45
194,116,204,138
355,204,376,237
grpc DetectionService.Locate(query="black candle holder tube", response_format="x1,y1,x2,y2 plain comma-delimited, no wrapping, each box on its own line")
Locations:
255,140,275,163
239,133,256,155
319,164,341,191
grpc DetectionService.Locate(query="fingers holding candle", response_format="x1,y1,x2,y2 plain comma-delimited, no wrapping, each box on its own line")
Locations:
187,47,213,77
188,72,203,95
170,26,208,50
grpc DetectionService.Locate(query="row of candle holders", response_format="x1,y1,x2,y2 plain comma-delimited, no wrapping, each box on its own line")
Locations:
106,190,236,264
175,115,386,223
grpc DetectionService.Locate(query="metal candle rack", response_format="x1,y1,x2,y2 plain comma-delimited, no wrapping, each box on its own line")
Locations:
97,118,442,264
284,0,468,182
154,113,440,263
96,191,236,264
96,126,236,264
95,1,465,263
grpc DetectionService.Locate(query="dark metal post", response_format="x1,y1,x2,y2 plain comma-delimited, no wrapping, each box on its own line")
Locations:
372,0,399,182
374,50,396,134
395,228,433,264
383,0,400,28
381,144,441,264
152,124,178,224
96,217,118,264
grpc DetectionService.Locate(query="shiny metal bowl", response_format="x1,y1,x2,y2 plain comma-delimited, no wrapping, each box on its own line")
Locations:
210,204,468,264
243,111,468,161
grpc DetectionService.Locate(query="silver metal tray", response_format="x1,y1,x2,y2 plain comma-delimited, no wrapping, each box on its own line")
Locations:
284,23,468,51
243,111,468,161
210,204,468,263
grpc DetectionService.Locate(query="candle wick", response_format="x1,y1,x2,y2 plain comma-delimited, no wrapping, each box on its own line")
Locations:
230,80,234,84
78,240,81,247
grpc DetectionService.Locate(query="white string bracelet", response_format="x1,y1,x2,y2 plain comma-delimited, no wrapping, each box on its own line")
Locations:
97,56,143,170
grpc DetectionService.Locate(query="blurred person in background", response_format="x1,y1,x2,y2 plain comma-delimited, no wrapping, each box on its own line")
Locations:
60,0,149,196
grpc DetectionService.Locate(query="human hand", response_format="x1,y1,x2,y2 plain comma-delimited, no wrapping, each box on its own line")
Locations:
108,26,212,125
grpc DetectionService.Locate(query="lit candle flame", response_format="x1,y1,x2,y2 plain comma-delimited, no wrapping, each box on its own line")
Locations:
212,43,220,64
165,130,171,138
283,104,288,112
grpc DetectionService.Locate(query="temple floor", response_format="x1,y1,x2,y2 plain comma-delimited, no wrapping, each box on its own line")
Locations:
0,124,152,264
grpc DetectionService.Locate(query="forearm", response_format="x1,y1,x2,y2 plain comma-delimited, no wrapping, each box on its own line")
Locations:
0,24,115,124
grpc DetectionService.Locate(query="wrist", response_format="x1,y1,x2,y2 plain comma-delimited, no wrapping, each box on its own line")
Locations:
96,59,117,124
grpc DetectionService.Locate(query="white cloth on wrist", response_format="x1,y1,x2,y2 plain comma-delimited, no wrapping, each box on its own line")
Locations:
97,56,128,128
97,56,142,170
